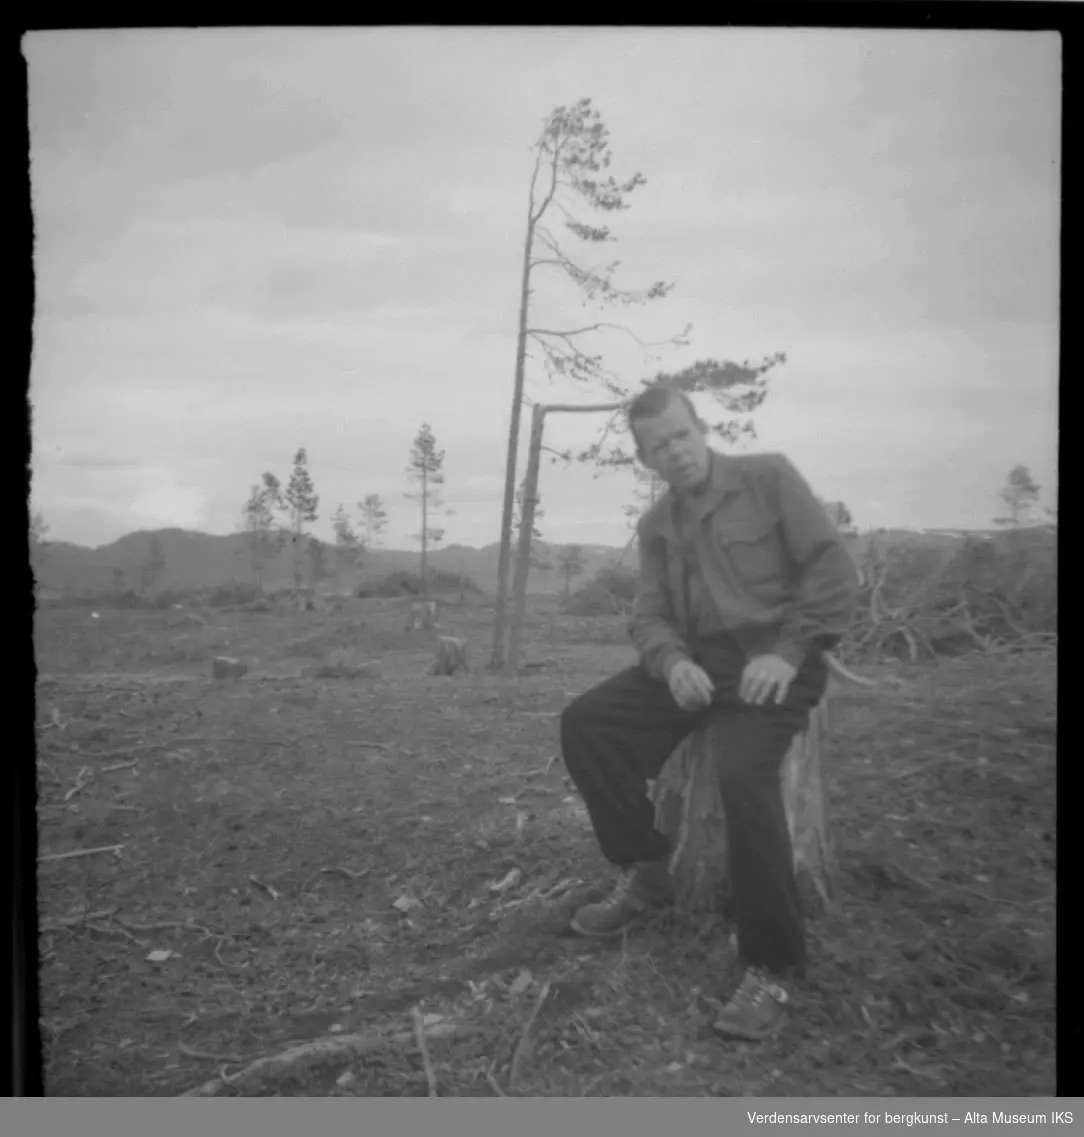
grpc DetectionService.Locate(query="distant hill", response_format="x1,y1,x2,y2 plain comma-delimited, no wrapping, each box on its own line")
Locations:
29,528,638,597
30,523,1051,599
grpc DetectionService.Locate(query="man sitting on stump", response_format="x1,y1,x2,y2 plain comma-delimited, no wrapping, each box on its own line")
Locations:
560,383,859,1041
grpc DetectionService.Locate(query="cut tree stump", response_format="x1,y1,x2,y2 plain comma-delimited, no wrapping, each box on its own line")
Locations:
212,656,248,680
431,636,467,676
652,697,834,920
406,600,438,631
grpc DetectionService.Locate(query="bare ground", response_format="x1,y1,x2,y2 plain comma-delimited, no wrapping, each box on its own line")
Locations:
32,597,1056,1097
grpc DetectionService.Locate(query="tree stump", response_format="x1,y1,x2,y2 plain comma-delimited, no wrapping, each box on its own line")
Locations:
432,636,467,676
212,656,248,680
406,600,438,631
293,588,323,613
652,698,833,920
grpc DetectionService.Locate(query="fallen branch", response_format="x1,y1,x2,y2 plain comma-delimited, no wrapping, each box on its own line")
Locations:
892,866,1032,911
213,937,247,972
509,980,551,1091
101,759,139,773
179,1042,246,1064
486,1060,509,1097
42,906,119,931
412,1007,439,1098
106,919,150,948
498,787,532,804
248,875,280,900
39,844,124,863
180,1019,482,1097
115,916,211,935
823,654,876,687
318,866,367,880
62,766,92,802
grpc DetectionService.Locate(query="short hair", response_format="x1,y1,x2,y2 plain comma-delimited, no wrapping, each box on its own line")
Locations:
626,383,706,453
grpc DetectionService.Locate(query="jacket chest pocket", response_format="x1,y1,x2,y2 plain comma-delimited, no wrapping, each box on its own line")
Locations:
714,520,783,587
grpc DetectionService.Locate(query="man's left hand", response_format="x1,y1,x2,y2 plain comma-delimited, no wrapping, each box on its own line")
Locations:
740,654,798,706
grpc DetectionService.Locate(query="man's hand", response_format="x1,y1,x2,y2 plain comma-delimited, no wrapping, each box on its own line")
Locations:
740,654,798,706
668,658,716,710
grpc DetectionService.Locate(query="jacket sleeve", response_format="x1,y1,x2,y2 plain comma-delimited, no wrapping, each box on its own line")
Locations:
628,520,691,682
768,455,861,669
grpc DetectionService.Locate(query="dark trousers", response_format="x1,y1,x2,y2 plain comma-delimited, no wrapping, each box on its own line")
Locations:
559,637,827,977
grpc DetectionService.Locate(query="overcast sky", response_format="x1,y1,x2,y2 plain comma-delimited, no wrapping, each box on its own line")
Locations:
27,27,1060,550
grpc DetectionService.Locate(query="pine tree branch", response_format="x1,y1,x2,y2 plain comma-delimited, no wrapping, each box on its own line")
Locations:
530,137,564,226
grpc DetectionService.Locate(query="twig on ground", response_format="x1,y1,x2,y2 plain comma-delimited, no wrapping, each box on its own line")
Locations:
84,921,131,941
84,736,205,762
299,865,368,894
181,1020,482,1097
510,980,551,1091
412,1006,439,1098
824,654,877,687
106,918,150,948
179,1042,246,1063
897,867,1031,910
213,937,246,972
582,1072,608,1097
39,844,124,863
101,759,139,773
887,764,939,781
42,906,119,931
115,916,211,935
62,766,93,802
248,875,280,900
486,1060,508,1097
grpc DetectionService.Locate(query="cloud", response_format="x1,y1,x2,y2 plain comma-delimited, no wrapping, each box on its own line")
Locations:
58,455,141,471
26,28,1060,548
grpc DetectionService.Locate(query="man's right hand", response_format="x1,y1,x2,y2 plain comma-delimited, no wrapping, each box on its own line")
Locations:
667,658,715,710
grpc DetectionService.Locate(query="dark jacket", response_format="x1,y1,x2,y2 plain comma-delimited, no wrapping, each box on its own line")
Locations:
629,450,860,680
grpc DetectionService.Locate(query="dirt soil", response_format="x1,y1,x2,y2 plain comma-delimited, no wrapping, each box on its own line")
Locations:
32,596,1056,1097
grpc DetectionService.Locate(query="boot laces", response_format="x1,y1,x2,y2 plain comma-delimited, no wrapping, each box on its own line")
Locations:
609,870,637,903
731,968,788,1011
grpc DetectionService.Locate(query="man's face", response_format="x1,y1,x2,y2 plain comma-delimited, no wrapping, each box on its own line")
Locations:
634,398,711,492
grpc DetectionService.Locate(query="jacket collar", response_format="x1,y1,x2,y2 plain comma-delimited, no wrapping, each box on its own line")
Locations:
641,450,738,541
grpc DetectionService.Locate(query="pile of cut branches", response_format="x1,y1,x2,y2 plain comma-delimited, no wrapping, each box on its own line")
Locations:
841,531,1057,663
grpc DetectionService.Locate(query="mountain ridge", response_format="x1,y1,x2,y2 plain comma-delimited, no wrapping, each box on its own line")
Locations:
30,526,639,596
30,523,1025,597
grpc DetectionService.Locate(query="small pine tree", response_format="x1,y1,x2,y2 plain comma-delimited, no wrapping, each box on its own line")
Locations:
994,465,1041,530
556,544,587,597
331,503,360,588
405,424,448,597
141,536,167,593
241,476,286,592
358,494,389,550
283,449,320,589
